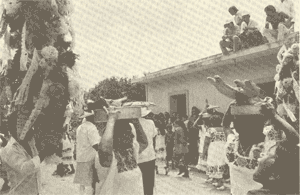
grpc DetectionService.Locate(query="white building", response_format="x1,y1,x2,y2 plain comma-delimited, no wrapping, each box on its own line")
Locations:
133,32,299,116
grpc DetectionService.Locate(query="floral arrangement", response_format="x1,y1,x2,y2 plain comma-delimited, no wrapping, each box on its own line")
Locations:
274,42,299,127
0,0,84,157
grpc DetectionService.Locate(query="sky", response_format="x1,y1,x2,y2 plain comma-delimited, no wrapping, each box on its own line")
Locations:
72,0,282,90
0,0,295,90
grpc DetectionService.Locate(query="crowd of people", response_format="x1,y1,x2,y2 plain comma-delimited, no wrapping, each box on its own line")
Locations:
220,2,295,55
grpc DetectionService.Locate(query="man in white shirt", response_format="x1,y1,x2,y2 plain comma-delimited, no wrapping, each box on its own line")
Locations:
138,107,158,195
73,110,100,195
239,12,264,48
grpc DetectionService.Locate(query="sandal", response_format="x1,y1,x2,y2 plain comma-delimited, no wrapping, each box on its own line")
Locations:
164,167,169,175
205,178,213,183
217,186,226,191
212,182,219,187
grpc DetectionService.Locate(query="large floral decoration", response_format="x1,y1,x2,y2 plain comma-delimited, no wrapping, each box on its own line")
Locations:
274,42,299,129
0,0,84,157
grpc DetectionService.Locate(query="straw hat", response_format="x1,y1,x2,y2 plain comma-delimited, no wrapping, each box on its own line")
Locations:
241,11,250,17
207,105,220,110
201,113,212,118
141,107,152,117
224,19,233,25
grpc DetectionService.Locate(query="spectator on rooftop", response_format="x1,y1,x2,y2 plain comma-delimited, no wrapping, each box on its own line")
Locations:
228,6,243,27
275,0,295,29
239,12,264,49
262,5,294,43
219,20,241,55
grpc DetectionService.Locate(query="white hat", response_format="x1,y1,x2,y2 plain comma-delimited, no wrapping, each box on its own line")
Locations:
225,19,233,25
141,107,152,117
79,110,95,118
207,105,220,110
241,11,250,17
202,113,211,118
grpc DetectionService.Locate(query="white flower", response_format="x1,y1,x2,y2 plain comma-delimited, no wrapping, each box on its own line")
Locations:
2,0,21,16
276,64,282,73
41,46,58,61
288,44,299,57
56,0,74,16
63,32,72,42
282,78,293,89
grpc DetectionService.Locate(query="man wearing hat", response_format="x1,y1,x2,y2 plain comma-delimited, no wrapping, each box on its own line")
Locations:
138,107,158,195
73,109,100,195
239,12,264,48
219,20,241,55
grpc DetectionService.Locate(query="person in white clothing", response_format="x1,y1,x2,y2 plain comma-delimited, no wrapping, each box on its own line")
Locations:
73,110,100,195
262,5,293,43
95,107,148,195
239,12,264,48
138,107,158,195
0,134,10,192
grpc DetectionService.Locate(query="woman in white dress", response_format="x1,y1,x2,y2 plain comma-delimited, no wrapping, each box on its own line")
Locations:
95,108,148,195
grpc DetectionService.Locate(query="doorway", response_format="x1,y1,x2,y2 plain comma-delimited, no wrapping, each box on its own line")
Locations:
170,93,187,117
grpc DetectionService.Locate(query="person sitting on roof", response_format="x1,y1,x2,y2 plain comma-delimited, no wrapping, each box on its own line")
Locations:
275,0,295,31
219,20,241,55
228,6,243,27
262,5,294,43
239,12,264,49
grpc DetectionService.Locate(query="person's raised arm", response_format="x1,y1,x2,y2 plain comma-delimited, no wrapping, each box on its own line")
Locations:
222,104,234,139
98,109,120,167
261,104,299,145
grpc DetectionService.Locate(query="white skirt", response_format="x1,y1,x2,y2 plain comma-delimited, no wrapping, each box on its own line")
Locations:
229,164,263,195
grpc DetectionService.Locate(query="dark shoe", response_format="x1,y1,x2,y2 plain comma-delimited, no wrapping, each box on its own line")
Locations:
177,170,184,175
52,170,58,176
164,167,169,175
67,169,75,175
182,173,189,178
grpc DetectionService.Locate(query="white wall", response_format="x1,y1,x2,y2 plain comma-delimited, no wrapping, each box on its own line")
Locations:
146,56,277,115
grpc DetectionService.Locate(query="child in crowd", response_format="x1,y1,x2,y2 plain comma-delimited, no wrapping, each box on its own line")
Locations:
205,113,226,190
61,132,75,176
164,124,174,175
173,120,189,178
54,131,75,177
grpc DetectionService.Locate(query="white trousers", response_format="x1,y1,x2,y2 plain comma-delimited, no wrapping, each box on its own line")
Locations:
229,164,262,195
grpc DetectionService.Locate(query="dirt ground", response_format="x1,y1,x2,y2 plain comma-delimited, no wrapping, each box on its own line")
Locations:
1,162,231,195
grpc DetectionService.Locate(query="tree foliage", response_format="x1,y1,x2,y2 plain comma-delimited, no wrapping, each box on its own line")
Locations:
87,77,146,102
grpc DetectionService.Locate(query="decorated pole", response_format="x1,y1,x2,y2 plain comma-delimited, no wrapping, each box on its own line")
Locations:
0,0,84,158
